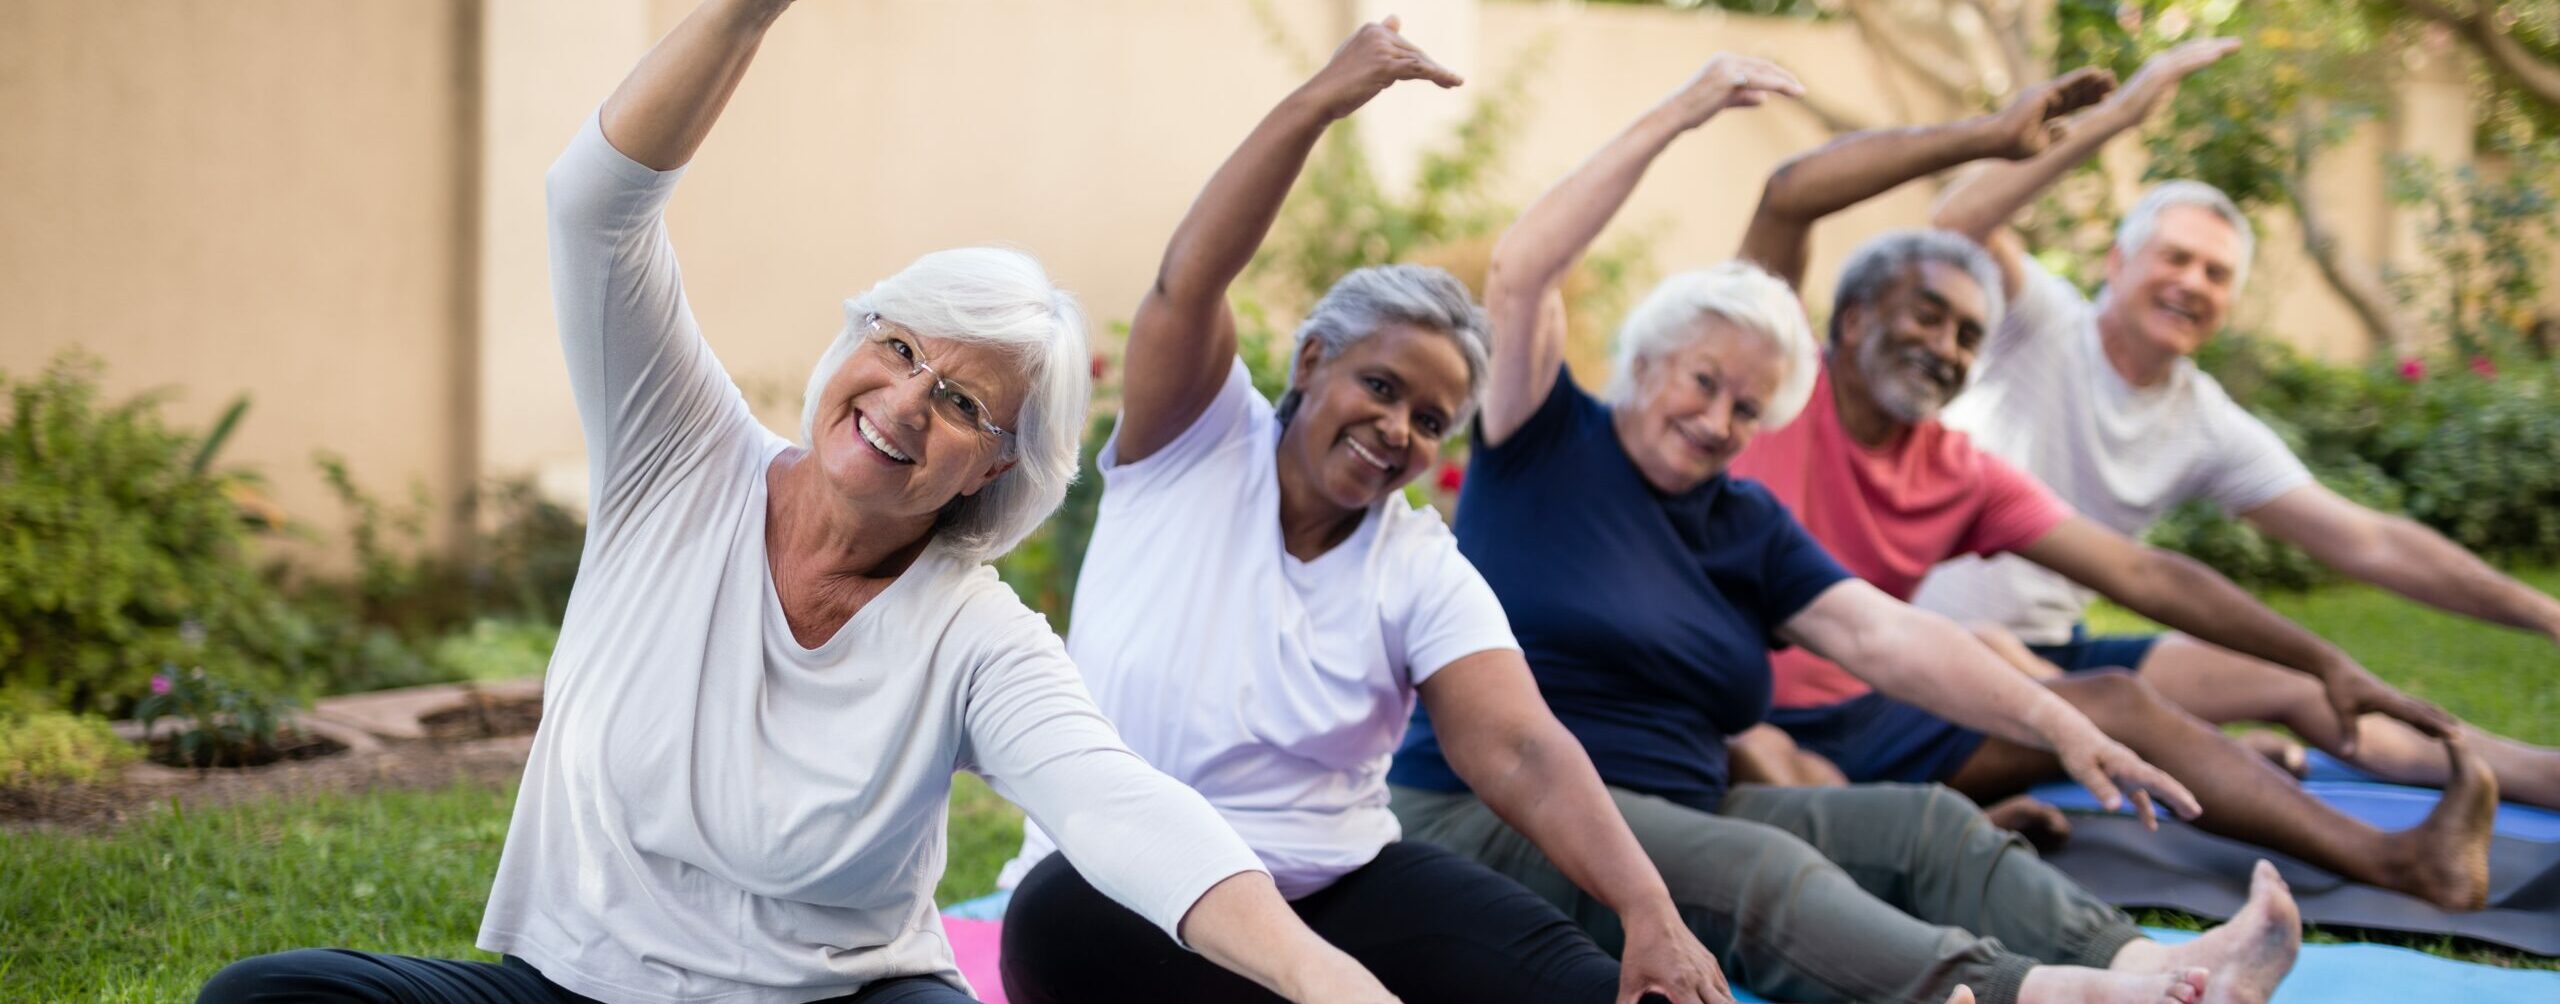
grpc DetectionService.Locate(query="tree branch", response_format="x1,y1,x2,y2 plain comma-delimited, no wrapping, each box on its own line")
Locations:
2282,120,2418,350
2397,0,2560,110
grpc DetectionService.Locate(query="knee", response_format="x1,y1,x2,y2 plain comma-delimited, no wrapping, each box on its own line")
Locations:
2068,669,2170,724
198,949,342,1003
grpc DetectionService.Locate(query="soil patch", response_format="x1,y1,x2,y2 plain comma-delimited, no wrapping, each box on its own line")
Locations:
420,695,544,742
146,730,348,770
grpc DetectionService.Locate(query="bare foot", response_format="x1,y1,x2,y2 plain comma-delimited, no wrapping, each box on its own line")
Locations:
2388,737,2497,911
2019,965,2208,1004
2235,730,2308,779
1986,793,2075,852
2115,861,2300,1004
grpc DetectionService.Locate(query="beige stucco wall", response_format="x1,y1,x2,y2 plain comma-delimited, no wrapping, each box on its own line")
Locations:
4,0,2523,554
0,0,476,554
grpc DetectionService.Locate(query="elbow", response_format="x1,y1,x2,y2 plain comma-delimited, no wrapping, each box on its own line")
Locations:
1755,159,1815,223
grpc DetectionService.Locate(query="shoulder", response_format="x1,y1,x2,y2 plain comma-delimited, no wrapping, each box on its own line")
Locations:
1100,359,1272,485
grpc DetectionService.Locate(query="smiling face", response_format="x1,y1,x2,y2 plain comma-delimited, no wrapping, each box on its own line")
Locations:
1614,317,1786,494
1279,321,1473,512
1834,259,1992,425
2102,203,2244,357
805,329,1026,522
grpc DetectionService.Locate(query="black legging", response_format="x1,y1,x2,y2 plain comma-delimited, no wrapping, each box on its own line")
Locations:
1002,840,1653,1004
197,949,973,1003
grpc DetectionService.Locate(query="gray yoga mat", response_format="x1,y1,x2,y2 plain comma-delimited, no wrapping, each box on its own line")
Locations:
2032,788,2560,956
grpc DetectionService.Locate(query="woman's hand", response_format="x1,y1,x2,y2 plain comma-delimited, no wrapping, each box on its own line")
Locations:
2045,721,2200,830
1618,908,1735,1004
1298,16,1465,123
1182,871,1401,1004
1661,53,1803,130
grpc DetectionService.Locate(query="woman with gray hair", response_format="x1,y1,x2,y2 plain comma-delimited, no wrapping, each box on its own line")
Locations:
1382,55,2275,1004
198,2,1404,1003
996,17,1728,1004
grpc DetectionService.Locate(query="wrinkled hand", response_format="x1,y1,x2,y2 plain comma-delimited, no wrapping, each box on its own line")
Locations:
1618,913,1734,1004
1300,15,1464,122
2115,37,2240,118
1666,52,1804,128
2053,728,2199,831
2320,659,2456,756
1987,66,2117,159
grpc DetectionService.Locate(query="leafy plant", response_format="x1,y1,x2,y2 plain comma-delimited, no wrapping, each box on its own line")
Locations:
131,667,304,769
0,708,137,789
0,354,313,716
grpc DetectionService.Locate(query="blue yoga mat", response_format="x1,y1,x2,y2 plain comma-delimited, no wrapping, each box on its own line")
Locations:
941,895,2560,1002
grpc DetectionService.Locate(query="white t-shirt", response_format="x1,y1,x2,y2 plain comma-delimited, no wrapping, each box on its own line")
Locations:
999,361,1520,899
1914,255,2313,644
477,113,1263,1004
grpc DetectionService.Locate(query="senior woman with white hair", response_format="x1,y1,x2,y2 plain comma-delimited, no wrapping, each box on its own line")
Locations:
993,17,1728,1004
1379,56,2300,1004
197,3,1404,1003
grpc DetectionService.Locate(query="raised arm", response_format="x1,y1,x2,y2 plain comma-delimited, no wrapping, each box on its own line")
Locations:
599,0,792,170
1738,68,2115,290
1478,55,1801,446
1115,18,1462,463
2019,516,2460,750
1422,653,1732,1004
1931,39,2238,293
1780,580,2202,827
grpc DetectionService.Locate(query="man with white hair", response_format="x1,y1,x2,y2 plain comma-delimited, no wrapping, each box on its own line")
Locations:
1917,38,2560,813
1719,55,2494,913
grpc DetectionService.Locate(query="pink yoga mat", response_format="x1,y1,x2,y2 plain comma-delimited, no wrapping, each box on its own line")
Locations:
944,916,1009,1004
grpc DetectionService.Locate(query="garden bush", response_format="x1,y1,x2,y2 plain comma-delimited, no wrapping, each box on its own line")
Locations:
0,355,314,716
0,708,136,788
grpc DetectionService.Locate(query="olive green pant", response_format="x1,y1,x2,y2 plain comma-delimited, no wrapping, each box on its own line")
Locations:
1390,782,2142,1004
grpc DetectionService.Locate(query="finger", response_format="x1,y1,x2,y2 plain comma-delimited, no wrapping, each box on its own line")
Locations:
2072,758,2126,813
2332,697,2361,757
1404,52,1465,88
2396,694,2458,737
2132,787,2158,831
1381,13,1401,34
1746,60,1807,97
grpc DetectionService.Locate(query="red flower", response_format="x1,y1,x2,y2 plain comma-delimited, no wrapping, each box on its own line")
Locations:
2397,356,2427,383
1435,461,1465,493
2469,356,2498,380
1090,353,1108,381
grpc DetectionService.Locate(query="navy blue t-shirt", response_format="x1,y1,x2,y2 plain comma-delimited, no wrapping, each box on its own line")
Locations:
1389,366,1852,813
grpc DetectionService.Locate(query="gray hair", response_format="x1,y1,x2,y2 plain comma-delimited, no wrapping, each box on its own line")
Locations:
1610,260,1820,430
1275,264,1492,426
800,246,1092,564
2115,180,2255,290
1829,229,2008,346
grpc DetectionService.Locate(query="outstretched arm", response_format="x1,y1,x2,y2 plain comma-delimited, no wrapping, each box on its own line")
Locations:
1931,39,2239,293
1424,653,1733,1004
1115,18,1462,463
1738,68,2116,290
599,0,794,170
1781,580,2202,828
2247,483,2560,645
1479,55,1801,446
2018,516,2459,751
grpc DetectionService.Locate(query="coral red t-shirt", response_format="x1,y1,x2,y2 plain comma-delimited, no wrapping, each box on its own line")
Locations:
1731,365,2074,708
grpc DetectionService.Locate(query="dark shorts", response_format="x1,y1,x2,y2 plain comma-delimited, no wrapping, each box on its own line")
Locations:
1767,625,2164,784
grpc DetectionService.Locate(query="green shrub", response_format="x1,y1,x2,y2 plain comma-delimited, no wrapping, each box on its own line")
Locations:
427,618,559,682
0,355,313,715
132,667,302,768
0,708,138,788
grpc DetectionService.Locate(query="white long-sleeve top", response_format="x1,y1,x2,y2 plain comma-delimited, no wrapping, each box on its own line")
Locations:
474,112,1264,1004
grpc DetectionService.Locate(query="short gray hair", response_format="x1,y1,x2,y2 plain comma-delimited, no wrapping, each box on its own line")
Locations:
1829,229,2008,345
2116,180,2254,290
801,246,1091,564
1610,260,1819,430
1275,264,1492,426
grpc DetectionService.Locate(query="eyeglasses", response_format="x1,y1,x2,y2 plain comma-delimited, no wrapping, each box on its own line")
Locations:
861,314,1017,456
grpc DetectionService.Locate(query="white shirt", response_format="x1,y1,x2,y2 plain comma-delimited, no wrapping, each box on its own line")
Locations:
477,113,1263,1004
1913,255,2313,644
999,362,1520,899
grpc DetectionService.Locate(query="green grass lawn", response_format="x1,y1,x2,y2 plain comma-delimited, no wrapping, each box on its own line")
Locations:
6,572,2553,997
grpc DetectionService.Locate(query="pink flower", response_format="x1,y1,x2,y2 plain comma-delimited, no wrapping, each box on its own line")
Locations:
1435,461,1465,493
150,673,173,696
2397,356,2427,383
2469,356,2497,380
